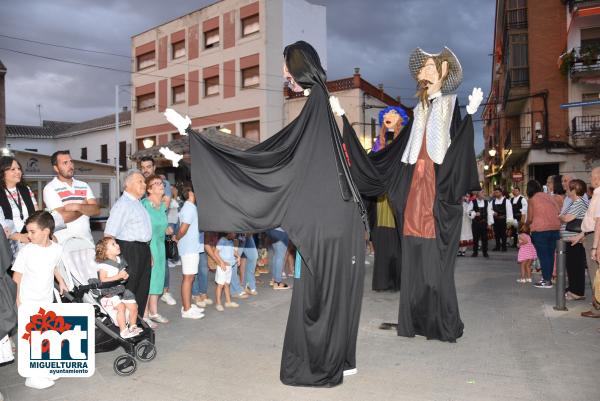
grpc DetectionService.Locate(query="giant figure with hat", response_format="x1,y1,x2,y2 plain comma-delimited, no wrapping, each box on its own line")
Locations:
333,47,482,342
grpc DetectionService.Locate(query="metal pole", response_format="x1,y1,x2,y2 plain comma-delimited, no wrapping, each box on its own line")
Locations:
115,85,120,202
554,239,567,311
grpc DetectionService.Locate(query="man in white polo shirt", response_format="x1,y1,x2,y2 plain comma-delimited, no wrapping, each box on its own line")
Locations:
43,150,100,243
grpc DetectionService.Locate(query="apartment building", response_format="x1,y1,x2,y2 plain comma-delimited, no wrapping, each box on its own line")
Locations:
482,0,594,193
131,0,327,152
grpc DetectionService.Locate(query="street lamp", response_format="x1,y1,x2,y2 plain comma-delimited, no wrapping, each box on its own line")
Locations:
488,148,497,157
483,164,489,171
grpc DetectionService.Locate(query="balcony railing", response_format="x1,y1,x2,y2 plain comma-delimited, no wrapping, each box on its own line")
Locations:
506,127,532,150
510,67,529,87
566,46,600,77
505,8,527,29
571,115,600,139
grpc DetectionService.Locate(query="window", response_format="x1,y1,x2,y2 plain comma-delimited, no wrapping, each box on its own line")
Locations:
241,65,259,88
172,40,186,59
172,132,182,141
204,76,219,97
100,144,108,163
137,92,156,111
172,84,185,104
506,0,527,29
242,120,260,142
241,14,259,37
204,28,219,49
81,147,87,160
119,141,127,169
581,27,600,49
509,33,528,85
137,51,155,71
582,93,600,116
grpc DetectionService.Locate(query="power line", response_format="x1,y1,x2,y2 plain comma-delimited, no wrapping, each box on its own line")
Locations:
0,32,481,97
0,33,131,58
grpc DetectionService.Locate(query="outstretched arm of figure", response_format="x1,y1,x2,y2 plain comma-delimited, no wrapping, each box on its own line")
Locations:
164,108,192,135
340,111,386,197
329,96,345,117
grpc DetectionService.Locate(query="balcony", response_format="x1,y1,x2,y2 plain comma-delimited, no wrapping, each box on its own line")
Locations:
505,7,527,29
567,0,600,13
565,46,600,81
505,127,533,150
571,115,600,146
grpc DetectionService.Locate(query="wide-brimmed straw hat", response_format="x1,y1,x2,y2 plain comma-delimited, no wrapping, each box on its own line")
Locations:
408,46,463,93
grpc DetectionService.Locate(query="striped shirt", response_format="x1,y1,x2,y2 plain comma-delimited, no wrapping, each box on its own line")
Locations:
560,197,589,237
104,191,152,242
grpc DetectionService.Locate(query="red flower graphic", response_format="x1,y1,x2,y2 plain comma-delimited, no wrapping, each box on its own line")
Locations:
22,307,72,353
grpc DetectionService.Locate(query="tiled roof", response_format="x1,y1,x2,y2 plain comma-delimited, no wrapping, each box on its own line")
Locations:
6,110,131,139
6,120,77,138
57,111,131,137
131,127,257,161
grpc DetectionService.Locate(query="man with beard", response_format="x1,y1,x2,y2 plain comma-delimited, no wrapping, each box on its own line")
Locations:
43,150,99,244
335,47,482,342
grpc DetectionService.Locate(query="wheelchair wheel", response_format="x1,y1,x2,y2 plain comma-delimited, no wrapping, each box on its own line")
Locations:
113,354,137,376
135,340,156,362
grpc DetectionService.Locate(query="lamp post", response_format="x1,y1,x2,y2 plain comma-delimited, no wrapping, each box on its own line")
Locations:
115,83,131,202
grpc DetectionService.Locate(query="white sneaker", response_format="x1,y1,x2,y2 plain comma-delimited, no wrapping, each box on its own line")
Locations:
190,304,205,313
25,377,55,389
148,313,169,324
143,317,158,329
160,292,177,305
343,368,357,376
181,307,205,319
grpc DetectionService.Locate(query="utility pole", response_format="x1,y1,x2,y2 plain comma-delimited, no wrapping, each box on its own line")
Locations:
36,104,42,126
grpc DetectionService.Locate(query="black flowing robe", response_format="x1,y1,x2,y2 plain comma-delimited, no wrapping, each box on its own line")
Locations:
342,101,479,342
189,82,366,386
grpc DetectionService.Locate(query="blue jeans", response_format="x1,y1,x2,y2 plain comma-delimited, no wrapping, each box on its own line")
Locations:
267,229,289,283
531,230,560,281
241,236,258,291
229,263,243,295
192,252,209,296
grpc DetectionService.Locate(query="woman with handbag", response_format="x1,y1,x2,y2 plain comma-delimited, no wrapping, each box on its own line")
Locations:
141,174,173,327
560,179,589,300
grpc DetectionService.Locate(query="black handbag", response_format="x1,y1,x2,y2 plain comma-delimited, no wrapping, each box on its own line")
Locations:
565,218,582,233
165,235,179,260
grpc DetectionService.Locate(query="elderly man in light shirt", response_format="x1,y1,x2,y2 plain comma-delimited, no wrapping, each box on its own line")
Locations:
568,167,600,318
104,170,152,315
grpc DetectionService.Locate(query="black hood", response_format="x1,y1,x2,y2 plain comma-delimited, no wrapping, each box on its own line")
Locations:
283,40,327,90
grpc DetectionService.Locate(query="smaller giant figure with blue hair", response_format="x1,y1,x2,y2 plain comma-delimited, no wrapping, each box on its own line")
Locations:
372,106,409,152
369,105,409,291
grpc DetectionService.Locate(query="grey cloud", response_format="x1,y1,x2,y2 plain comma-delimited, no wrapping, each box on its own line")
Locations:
0,0,492,151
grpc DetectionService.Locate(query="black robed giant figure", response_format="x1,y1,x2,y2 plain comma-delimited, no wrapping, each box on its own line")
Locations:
178,42,367,386
339,47,481,342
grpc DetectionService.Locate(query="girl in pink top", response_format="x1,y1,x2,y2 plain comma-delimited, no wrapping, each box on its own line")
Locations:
517,223,537,283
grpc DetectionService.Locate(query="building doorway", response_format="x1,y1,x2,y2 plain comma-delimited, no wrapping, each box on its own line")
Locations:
529,163,559,189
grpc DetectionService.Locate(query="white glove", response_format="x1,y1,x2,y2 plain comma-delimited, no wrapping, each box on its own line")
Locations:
159,146,184,168
329,96,345,117
164,108,192,136
466,87,483,115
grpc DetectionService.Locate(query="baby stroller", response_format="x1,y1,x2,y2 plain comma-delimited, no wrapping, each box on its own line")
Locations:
56,237,156,376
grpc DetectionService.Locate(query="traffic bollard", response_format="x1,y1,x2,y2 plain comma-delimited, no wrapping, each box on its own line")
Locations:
554,239,567,311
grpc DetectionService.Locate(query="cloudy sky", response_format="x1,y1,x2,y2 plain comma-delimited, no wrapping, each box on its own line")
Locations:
0,0,494,152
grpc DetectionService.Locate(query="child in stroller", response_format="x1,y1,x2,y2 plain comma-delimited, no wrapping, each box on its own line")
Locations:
59,236,156,376
95,237,142,339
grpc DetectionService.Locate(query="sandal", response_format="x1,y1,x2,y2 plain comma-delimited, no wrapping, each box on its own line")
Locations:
129,325,143,335
273,282,290,290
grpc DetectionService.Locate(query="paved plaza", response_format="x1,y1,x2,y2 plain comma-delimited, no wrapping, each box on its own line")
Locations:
1,248,598,401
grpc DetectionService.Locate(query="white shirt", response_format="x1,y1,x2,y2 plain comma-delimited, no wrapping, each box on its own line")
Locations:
511,195,528,219
11,242,63,304
43,177,95,243
467,199,494,226
0,186,38,234
492,196,514,222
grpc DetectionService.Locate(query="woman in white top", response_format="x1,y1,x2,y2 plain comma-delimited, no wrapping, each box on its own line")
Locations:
0,157,39,257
